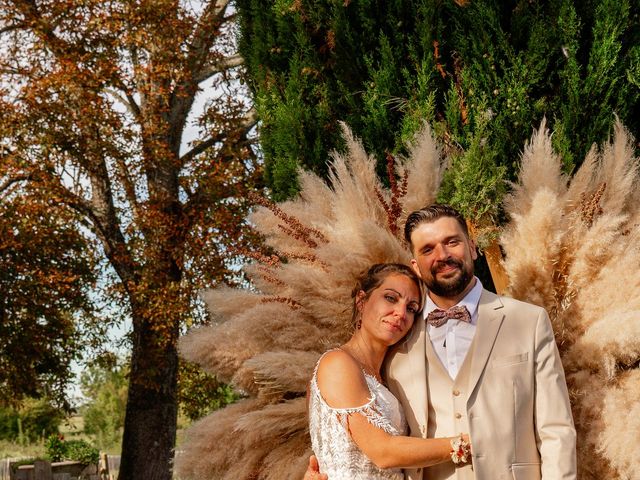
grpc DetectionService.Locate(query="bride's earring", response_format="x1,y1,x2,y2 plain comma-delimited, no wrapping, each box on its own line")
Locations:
355,294,365,330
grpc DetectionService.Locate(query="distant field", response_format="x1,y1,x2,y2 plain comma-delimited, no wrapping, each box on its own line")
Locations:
59,415,87,440
0,439,44,460
1,414,190,459
1,415,96,459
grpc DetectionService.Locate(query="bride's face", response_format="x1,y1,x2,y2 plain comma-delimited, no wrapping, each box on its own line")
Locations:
357,273,421,346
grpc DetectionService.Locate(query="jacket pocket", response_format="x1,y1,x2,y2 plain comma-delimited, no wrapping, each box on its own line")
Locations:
511,462,541,480
491,352,529,368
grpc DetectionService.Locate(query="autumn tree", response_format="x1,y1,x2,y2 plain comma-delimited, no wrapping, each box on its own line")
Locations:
0,186,98,409
0,1,259,479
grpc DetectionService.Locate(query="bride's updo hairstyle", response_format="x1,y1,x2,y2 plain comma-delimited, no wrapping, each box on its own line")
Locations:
350,263,423,328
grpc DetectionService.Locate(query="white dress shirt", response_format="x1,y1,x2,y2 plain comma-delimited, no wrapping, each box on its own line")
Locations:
423,277,483,379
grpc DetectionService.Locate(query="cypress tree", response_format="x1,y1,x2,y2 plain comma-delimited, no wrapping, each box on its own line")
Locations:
237,0,640,221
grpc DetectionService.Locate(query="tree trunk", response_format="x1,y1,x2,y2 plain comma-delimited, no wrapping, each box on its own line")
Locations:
118,302,179,480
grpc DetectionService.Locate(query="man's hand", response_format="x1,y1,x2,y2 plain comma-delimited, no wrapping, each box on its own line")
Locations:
303,455,328,480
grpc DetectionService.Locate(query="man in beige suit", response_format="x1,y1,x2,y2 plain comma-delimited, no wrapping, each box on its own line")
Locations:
305,204,576,480
386,204,576,480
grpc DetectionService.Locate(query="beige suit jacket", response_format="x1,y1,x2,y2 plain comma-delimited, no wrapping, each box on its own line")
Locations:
385,290,576,480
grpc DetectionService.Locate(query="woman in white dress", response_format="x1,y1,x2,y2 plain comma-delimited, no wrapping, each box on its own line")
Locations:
308,263,471,480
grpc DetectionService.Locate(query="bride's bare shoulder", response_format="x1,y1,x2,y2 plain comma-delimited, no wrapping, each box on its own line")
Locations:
316,349,370,409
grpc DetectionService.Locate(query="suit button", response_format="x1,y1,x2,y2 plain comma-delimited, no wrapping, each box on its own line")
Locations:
455,413,462,419
453,389,461,396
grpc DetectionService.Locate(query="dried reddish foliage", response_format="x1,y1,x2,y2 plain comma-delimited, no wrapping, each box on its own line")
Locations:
0,2,260,478
0,189,98,408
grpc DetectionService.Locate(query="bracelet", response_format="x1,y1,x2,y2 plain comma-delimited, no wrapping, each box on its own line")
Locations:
450,434,471,464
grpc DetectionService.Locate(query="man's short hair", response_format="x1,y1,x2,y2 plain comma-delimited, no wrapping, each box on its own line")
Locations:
404,204,469,247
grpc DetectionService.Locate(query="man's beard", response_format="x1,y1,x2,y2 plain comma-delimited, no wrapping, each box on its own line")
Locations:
426,258,473,297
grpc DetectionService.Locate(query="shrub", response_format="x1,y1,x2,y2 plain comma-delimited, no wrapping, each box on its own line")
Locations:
44,435,66,462
45,435,99,465
80,360,127,450
19,399,63,441
0,399,62,443
0,407,20,440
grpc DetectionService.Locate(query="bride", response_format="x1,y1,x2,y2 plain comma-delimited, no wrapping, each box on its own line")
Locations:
307,263,471,480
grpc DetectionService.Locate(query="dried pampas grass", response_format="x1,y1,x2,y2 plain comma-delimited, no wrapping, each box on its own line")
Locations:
501,119,640,479
177,116,639,479
176,124,444,479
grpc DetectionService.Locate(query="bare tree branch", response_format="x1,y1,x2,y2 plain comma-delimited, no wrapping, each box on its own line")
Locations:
0,22,26,35
179,107,257,165
194,53,244,84
106,87,141,119
188,0,232,70
0,66,26,75
0,174,32,195
114,155,141,221
39,139,139,287
181,117,258,224
164,0,237,153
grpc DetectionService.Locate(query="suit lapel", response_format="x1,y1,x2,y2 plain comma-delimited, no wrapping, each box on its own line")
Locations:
467,289,504,398
390,320,429,432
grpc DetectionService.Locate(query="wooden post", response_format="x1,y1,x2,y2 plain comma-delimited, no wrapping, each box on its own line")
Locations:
12,469,28,480
2,459,10,480
33,460,51,480
99,453,108,480
466,220,509,295
482,240,509,295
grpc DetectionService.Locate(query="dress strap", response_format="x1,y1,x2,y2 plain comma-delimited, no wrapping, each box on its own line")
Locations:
311,349,396,433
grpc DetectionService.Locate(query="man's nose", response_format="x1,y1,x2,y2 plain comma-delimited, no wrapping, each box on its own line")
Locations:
433,243,449,260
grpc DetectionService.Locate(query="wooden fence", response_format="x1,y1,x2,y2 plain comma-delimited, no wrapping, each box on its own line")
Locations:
0,455,120,480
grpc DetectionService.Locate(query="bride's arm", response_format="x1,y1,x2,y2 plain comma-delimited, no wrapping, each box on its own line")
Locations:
317,350,467,470
347,412,456,469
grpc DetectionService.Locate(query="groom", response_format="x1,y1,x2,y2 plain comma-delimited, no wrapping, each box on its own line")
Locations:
306,204,576,480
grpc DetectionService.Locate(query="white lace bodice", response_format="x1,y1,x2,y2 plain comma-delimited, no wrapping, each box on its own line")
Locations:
308,352,407,480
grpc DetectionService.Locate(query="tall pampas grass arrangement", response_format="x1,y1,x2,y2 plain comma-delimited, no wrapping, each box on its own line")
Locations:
175,123,444,479
177,118,639,479
501,119,640,479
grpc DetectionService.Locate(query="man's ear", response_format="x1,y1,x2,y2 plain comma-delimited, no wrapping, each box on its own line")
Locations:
410,258,422,278
469,238,478,261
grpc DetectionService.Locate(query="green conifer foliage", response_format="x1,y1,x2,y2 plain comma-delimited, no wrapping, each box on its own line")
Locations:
237,0,639,222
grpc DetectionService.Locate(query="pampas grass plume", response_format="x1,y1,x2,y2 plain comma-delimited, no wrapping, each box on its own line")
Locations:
176,125,443,479
501,120,640,478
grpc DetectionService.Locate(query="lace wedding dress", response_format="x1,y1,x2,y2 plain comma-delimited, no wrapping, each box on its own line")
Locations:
308,353,407,480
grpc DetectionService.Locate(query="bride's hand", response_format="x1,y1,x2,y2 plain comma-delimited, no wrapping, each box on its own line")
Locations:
303,455,328,480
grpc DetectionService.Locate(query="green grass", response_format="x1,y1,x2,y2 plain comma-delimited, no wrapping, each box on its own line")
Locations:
1,414,194,460
59,416,89,441
0,439,45,459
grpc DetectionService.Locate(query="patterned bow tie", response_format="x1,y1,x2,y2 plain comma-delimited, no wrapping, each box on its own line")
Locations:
426,305,471,328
